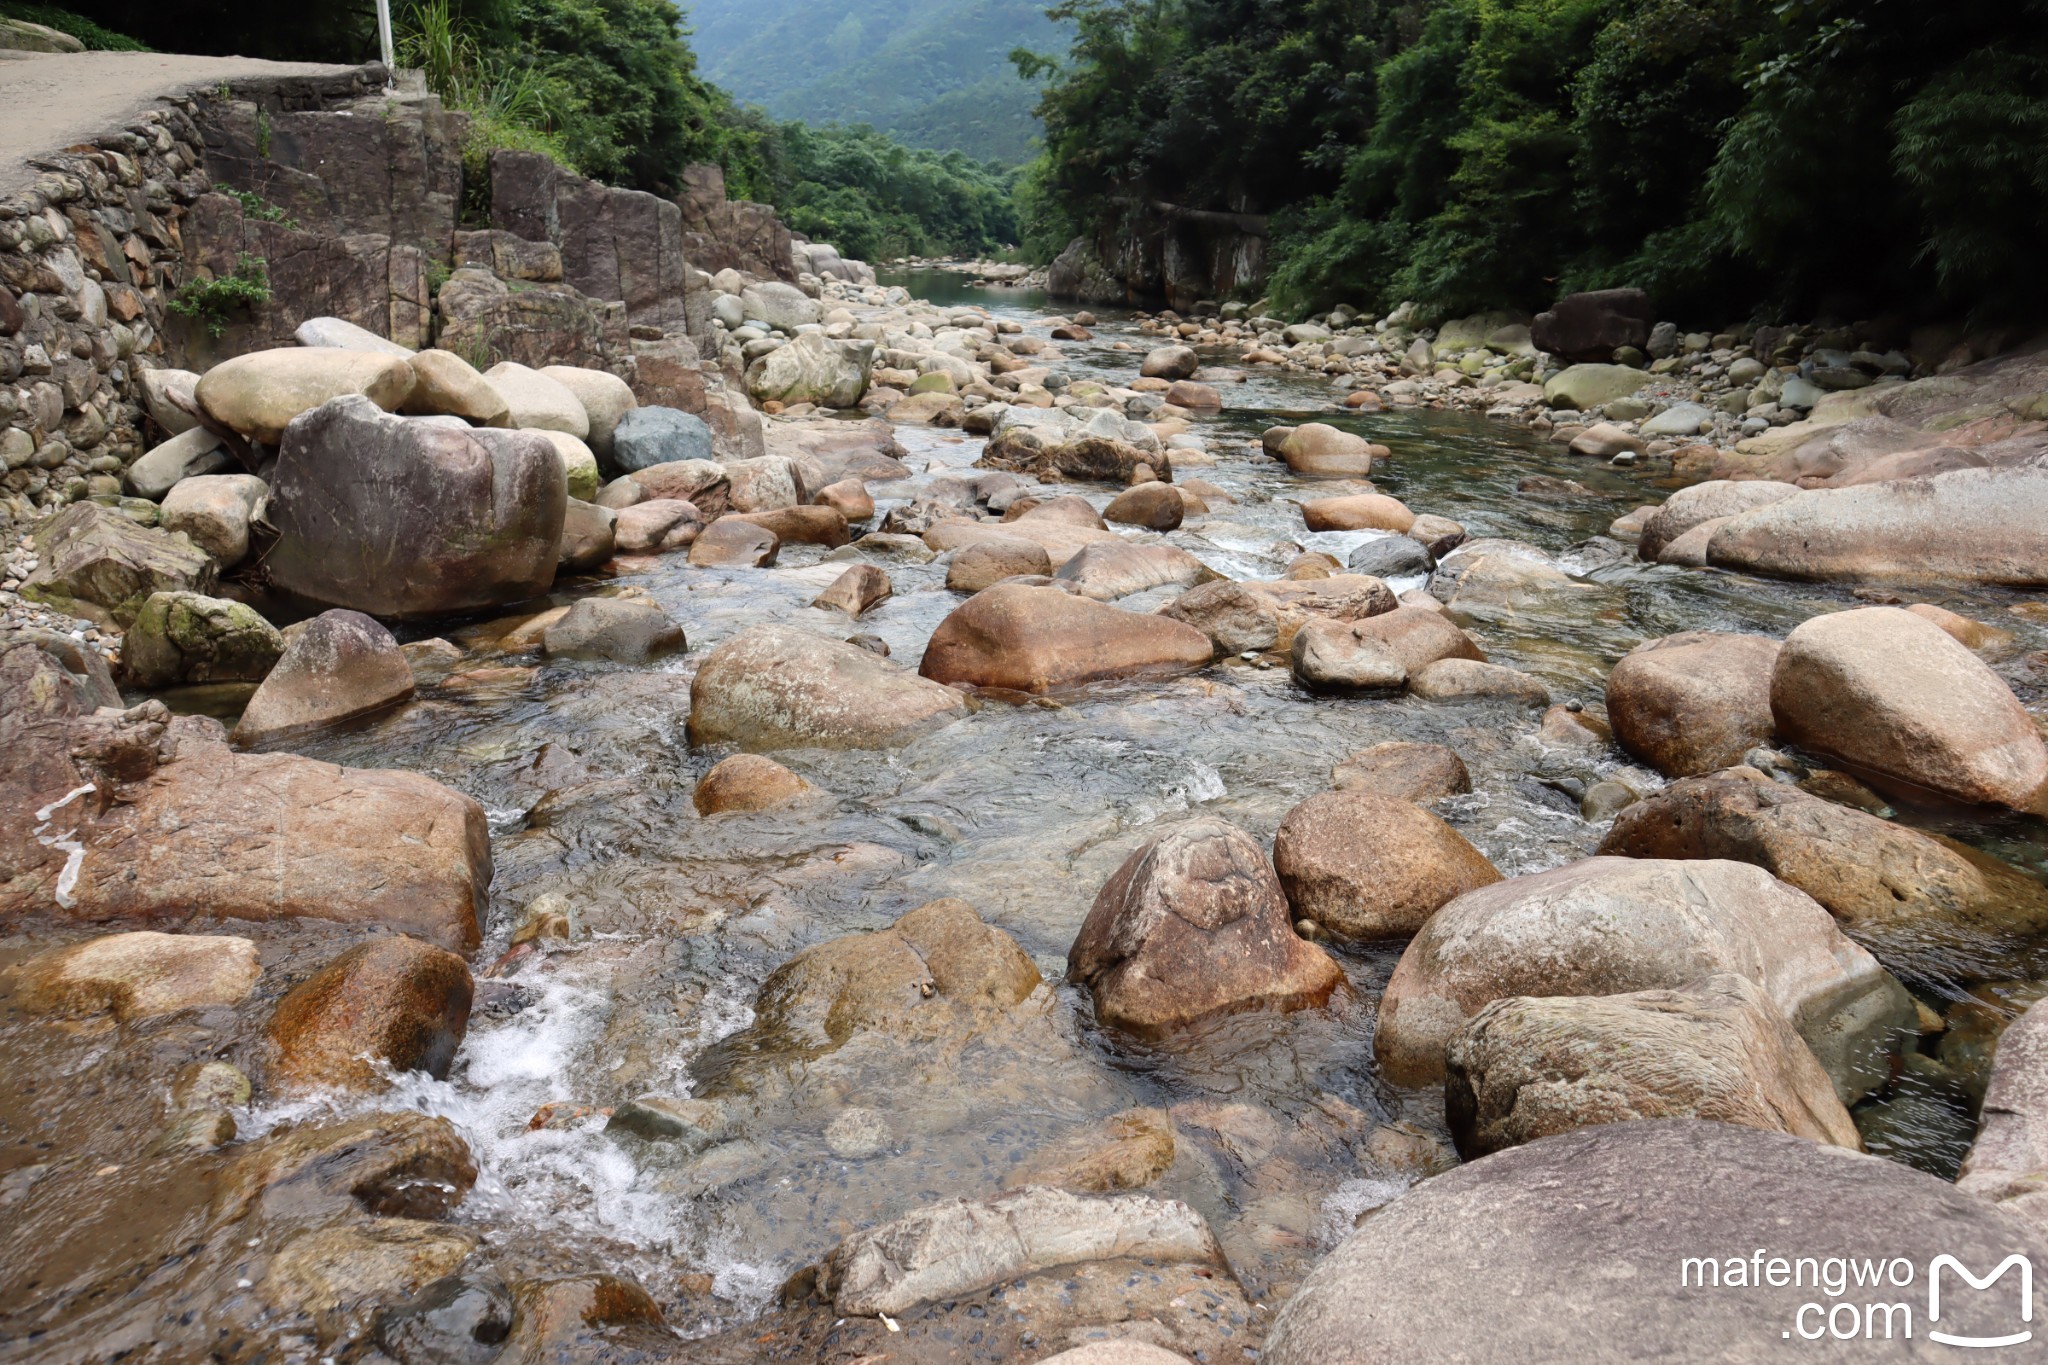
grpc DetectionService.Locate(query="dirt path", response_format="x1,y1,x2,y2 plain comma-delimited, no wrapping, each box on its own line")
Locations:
0,50,360,199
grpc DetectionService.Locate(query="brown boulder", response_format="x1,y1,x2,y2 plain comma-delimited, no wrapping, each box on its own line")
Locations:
811,563,892,617
1605,631,1780,776
1444,973,1860,1158
1408,658,1551,706
946,537,1053,591
1054,541,1220,600
1159,580,1281,657
1529,288,1654,362
1068,818,1345,1036
1331,742,1472,802
1599,769,2048,983
1273,792,1501,942
690,624,969,749
234,609,416,746
613,498,702,553
1374,857,1911,1096
815,478,874,521
267,936,473,1092
1010,493,1107,529
1103,482,1185,530
1771,606,2048,811
693,753,821,815
1162,380,1220,410
1279,423,1381,478
1636,480,1799,561
1288,618,1406,693
629,458,731,516
10,931,261,1021
688,516,780,567
1346,603,1484,674
736,505,851,547
919,583,1214,693
1301,493,1414,533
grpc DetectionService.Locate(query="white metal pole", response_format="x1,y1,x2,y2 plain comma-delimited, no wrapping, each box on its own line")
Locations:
376,0,396,88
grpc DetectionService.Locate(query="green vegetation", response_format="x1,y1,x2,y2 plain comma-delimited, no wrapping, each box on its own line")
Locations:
212,183,298,230
685,0,1067,163
748,122,1020,261
0,0,146,47
1023,0,2048,320
169,253,271,339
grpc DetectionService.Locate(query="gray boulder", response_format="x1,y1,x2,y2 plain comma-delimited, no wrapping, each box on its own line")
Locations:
160,474,266,567
20,503,217,627
1346,535,1434,579
1264,1121,2048,1364
124,428,229,500
234,609,416,745
610,405,713,473
540,597,685,663
265,396,564,619
746,332,874,408
740,281,821,332
687,624,969,750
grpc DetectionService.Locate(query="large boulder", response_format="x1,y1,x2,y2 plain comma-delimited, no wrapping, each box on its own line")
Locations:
195,347,415,444
1273,791,1501,943
1445,973,1860,1157
1600,769,2048,985
1770,606,2048,812
924,516,1120,569
1302,493,1414,533
19,503,217,627
0,642,490,949
1541,362,1648,411
540,597,685,663
1068,817,1345,1036
746,332,875,408
1345,603,1483,674
919,583,1214,693
1262,1121,2048,1364
689,625,969,749
265,396,565,619
1605,632,1781,777
611,405,714,473
1374,856,1911,1099
160,473,266,566
234,610,416,745
1528,288,1654,362
947,537,1053,592
267,936,472,1093
1288,618,1406,693
1637,480,1799,561
693,753,820,815
1278,423,1380,478
723,455,804,512
1139,345,1199,380
530,429,599,502
629,457,730,516
1159,580,1281,657
482,361,588,436
740,280,822,332
1706,462,2048,586
121,591,284,689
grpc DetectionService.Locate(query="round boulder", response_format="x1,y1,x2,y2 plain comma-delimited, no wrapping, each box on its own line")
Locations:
538,365,636,457
1273,791,1501,942
920,583,1214,693
121,590,283,688
540,597,684,663
267,935,473,1093
234,609,416,746
1140,346,1199,381
1330,742,1471,802
1771,606,2048,812
1104,482,1185,531
483,361,588,437
196,347,415,445
689,624,969,750
692,753,820,815
947,538,1053,592
611,405,714,474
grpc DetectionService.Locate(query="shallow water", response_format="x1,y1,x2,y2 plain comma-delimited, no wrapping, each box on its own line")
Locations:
188,272,2048,1328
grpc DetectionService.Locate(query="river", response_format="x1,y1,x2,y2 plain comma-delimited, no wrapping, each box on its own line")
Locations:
205,269,2048,1334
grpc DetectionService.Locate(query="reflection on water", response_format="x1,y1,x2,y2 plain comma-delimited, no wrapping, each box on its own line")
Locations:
230,270,2048,1329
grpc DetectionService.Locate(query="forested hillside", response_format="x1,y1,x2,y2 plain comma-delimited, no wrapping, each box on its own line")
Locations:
1022,0,2048,321
684,0,1064,163
48,0,1018,259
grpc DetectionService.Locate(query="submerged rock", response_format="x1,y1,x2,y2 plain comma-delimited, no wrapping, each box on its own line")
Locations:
1069,817,1345,1036
540,596,685,663
690,624,969,749
1330,742,1472,802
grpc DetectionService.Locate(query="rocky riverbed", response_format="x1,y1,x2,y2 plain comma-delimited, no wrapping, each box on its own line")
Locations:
2,255,2048,1361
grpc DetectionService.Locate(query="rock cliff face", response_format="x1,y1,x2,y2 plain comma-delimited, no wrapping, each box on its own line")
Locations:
1048,208,1268,310
676,161,797,284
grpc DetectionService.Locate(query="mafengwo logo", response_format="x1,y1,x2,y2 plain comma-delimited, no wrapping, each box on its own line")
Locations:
1678,1250,2033,1345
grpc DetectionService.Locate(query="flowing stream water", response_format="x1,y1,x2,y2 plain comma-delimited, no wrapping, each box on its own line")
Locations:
158,271,2048,1334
